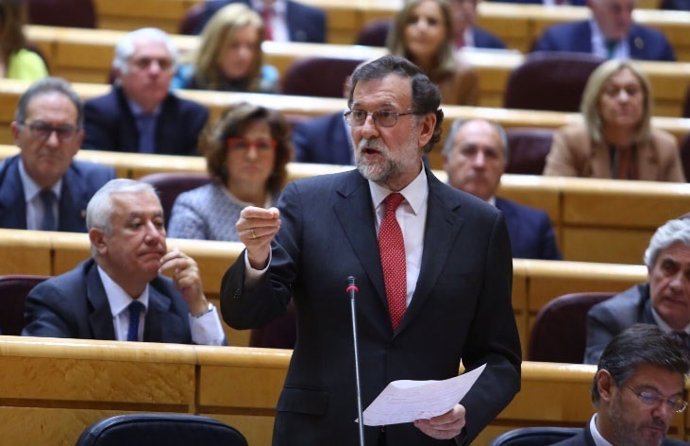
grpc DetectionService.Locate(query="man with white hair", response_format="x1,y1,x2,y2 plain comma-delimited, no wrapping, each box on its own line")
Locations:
83,28,208,155
584,218,690,364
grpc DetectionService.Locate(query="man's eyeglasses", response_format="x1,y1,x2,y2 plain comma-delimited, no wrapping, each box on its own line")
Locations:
226,137,277,153
625,386,688,413
20,121,80,141
128,56,174,72
343,109,416,128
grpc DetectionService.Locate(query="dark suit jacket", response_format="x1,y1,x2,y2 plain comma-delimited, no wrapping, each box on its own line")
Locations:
83,86,208,156
583,283,655,364
291,112,353,165
22,259,195,343
0,155,115,232
194,0,326,42
496,198,561,260
552,419,687,445
531,20,676,61
472,27,507,49
221,168,521,445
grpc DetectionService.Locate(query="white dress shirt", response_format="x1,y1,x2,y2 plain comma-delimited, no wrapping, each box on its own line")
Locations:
590,19,631,59
251,0,289,42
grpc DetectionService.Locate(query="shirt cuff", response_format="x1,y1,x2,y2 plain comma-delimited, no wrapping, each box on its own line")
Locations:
189,304,226,346
244,250,271,288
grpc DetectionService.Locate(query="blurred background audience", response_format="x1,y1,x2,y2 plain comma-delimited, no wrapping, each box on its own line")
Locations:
0,0,48,80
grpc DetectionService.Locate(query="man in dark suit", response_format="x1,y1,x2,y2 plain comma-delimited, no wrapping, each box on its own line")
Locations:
83,28,208,156
191,0,326,42
23,179,225,345
554,324,689,446
0,77,115,232
221,55,521,445
292,112,353,165
443,119,561,260
450,0,507,49
584,218,690,364
532,0,675,61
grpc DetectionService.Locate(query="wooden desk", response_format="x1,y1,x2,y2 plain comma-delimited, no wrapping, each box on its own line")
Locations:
0,337,687,445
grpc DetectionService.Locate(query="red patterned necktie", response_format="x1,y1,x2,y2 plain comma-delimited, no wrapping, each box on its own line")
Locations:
378,193,407,330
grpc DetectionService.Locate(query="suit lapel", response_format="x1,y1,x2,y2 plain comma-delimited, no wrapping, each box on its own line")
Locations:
0,157,28,229
144,280,187,343
58,165,87,232
399,172,465,332
332,171,387,307
86,263,117,340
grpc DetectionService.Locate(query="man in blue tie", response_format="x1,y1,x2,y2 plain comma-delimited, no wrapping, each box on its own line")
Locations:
22,179,226,345
0,77,115,232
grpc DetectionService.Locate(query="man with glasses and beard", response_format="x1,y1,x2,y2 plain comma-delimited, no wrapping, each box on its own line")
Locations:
0,77,115,232
553,324,689,446
221,55,521,445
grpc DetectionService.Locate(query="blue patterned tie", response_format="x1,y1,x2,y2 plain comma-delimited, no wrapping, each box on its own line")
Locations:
138,113,156,153
127,301,144,341
39,189,57,231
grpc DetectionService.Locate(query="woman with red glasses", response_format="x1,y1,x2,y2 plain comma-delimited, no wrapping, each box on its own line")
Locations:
168,102,292,240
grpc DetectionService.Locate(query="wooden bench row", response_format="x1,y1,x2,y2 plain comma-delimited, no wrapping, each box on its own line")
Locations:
24,25,690,117
1,336,688,445
3,143,688,265
90,0,689,59
0,226,648,356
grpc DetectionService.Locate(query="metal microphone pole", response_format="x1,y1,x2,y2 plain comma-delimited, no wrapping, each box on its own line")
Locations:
346,276,366,446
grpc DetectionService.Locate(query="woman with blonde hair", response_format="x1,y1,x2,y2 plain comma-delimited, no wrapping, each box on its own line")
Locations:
387,0,478,105
544,60,684,181
0,0,48,80
168,102,292,241
172,3,278,93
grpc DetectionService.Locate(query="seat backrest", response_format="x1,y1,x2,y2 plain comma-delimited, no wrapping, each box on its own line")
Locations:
74,413,248,446
281,57,364,98
680,132,690,181
528,292,615,363
505,127,554,175
26,0,96,28
249,301,296,349
139,172,212,228
488,426,583,446
683,86,690,118
0,274,48,335
505,52,604,112
178,2,207,35
356,19,391,46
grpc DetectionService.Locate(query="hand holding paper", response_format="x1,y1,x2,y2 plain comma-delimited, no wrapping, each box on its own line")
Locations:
362,364,486,426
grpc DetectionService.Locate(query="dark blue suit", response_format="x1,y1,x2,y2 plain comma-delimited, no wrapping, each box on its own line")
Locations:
472,27,507,49
0,155,115,232
531,20,676,61
221,167,521,445
552,419,687,445
291,112,353,165
193,0,326,42
496,197,561,260
83,86,209,156
22,259,195,343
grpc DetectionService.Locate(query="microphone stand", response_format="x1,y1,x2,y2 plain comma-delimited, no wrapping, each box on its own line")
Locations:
346,276,366,446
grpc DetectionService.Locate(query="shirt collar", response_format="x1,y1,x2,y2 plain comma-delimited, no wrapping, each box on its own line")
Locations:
18,158,62,202
251,0,286,13
651,305,690,334
97,265,150,317
590,414,614,446
368,165,428,216
127,99,161,118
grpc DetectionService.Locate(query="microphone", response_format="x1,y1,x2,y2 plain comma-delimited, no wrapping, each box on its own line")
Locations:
347,276,366,446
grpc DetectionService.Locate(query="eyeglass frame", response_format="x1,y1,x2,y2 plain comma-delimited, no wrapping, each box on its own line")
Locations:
18,121,81,142
225,137,278,154
343,109,418,128
624,385,688,413
127,56,175,72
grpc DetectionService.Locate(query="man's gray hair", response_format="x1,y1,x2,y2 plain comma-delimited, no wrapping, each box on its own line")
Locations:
643,218,690,268
441,119,509,165
15,77,84,128
112,27,179,75
86,179,158,237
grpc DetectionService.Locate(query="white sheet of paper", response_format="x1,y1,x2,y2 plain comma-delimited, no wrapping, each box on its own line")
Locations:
362,364,486,426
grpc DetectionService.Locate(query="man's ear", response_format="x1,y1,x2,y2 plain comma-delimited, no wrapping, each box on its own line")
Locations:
596,369,615,403
89,228,107,255
417,113,437,148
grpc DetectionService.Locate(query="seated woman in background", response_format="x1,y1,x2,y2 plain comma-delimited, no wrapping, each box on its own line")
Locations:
544,60,685,182
387,0,478,105
168,102,292,241
171,3,279,93
0,0,48,80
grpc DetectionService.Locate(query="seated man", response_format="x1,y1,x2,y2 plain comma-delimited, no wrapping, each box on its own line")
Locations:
554,324,689,446
585,218,690,364
291,111,353,165
190,0,326,42
443,119,561,260
532,0,676,61
0,77,115,232
450,0,506,49
83,28,208,156
22,179,225,345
